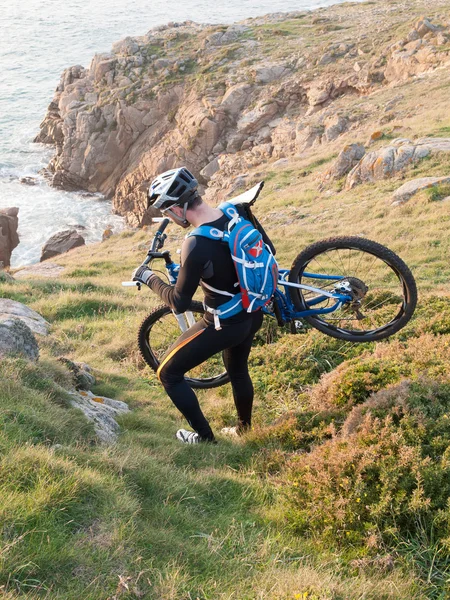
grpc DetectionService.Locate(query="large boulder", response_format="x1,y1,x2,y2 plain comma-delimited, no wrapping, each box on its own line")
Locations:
0,319,39,361
0,298,50,335
322,143,366,182
391,176,450,205
346,138,450,189
68,390,130,444
40,229,85,262
0,207,20,268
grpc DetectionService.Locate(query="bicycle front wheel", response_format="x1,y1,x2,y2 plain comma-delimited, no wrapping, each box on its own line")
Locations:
288,237,417,342
138,302,230,389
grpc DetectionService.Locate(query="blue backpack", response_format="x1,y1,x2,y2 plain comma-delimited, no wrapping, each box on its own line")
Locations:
188,202,278,330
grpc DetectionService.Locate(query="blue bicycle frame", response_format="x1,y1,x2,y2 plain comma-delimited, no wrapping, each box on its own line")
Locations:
165,262,353,326
265,268,352,324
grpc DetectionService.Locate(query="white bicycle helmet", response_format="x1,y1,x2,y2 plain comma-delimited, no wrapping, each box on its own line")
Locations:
147,167,199,227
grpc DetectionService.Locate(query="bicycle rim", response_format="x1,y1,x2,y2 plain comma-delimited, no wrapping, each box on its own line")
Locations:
289,238,416,341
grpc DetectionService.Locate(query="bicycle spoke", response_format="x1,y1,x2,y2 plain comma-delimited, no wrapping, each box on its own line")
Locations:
147,311,226,381
298,246,406,335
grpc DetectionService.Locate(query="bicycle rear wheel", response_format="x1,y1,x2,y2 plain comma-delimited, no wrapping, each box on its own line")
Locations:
288,237,417,342
138,302,230,389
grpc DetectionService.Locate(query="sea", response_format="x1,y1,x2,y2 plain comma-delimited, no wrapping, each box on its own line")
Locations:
0,0,362,267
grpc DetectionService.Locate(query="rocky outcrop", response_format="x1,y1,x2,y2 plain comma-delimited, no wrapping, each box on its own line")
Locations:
391,176,450,205
384,16,450,83
0,299,50,336
35,8,450,225
34,15,377,225
0,319,39,361
346,138,450,189
0,208,20,268
68,389,130,444
40,229,85,262
322,143,366,182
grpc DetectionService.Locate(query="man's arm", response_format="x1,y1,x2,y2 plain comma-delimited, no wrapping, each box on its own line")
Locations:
147,237,203,313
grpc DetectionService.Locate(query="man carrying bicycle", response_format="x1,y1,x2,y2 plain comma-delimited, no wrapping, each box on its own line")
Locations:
132,167,274,444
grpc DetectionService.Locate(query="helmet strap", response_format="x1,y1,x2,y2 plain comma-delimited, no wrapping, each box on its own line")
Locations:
161,202,190,228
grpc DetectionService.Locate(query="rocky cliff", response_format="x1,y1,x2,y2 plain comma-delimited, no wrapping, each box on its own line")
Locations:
36,0,450,226
0,207,20,268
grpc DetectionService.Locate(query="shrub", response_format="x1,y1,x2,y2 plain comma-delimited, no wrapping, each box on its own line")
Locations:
311,357,405,410
283,381,450,552
311,334,450,411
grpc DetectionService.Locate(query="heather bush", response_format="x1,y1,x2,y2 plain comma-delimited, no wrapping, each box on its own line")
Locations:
283,381,450,552
311,334,450,411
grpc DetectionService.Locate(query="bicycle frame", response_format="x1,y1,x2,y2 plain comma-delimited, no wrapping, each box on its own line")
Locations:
124,216,354,327
164,263,352,326
265,269,351,325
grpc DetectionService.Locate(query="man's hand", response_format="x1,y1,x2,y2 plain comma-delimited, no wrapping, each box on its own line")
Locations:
132,265,155,286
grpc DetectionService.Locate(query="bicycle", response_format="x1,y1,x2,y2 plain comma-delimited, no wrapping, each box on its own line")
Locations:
123,182,417,389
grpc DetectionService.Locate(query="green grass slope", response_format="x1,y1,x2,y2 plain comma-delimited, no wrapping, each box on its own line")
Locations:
4,39,450,600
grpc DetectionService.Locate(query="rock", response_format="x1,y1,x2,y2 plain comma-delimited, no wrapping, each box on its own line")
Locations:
308,81,334,106
14,262,66,279
58,357,96,390
200,157,220,181
272,158,289,168
384,17,447,83
19,176,38,186
252,63,290,84
0,207,20,268
346,138,450,189
203,25,249,47
414,16,438,37
102,228,114,241
391,176,450,205
0,319,39,361
0,298,50,335
34,11,447,228
40,229,85,262
221,84,253,116
384,95,404,112
68,389,130,444
368,131,384,143
111,37,139,56
322,115,348,142
237,101,279,134
322,143,366,182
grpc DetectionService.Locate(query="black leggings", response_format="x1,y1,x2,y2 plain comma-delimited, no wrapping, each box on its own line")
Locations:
157,311,264,440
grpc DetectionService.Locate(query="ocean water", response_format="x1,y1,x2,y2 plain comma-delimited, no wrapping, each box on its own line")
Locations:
0,0,361,267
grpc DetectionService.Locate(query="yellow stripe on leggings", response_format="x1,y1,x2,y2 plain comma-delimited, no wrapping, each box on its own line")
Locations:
156,328,205,381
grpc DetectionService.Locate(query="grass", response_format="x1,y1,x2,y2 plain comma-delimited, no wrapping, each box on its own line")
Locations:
2,199,450,598
5,0,450,596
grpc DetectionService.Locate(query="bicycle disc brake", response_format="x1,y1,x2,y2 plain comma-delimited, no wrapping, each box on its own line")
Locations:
334,277,369,320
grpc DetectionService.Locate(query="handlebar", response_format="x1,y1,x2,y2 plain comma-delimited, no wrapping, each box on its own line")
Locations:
145,250,173,265
123,217,177,289
150,217,170,252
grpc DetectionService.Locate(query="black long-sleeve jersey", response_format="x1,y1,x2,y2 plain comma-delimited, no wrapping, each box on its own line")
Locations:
147,204,275,325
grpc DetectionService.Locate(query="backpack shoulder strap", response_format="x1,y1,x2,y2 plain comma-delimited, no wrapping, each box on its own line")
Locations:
218,202,240,220
187,225,227,240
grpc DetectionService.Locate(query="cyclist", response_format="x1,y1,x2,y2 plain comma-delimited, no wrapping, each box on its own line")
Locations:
132,167,274,444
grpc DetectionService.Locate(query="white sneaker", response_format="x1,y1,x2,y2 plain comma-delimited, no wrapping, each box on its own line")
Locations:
220,426,239,437
176,429,200,444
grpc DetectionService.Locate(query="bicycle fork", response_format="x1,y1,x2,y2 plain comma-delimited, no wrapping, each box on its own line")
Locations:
172,310,196,332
